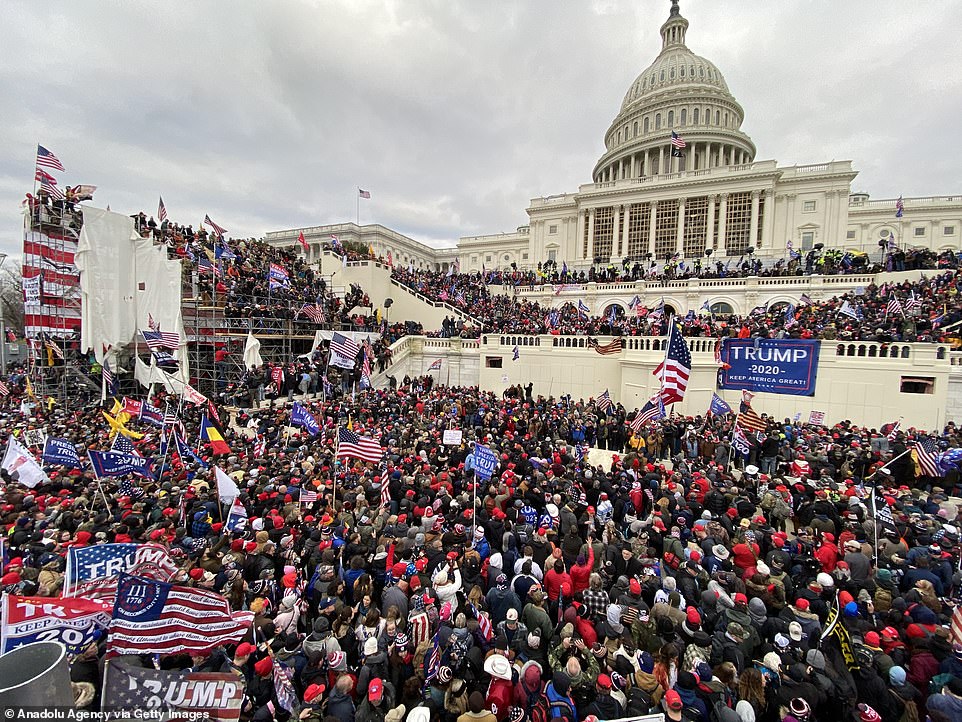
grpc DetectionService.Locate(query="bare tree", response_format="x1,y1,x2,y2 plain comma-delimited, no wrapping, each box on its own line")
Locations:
0,263,24,337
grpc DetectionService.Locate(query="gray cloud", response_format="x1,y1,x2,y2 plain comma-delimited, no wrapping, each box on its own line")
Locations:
1,0,959,260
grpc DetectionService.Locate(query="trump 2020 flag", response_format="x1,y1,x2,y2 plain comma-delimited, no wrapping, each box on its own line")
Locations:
225,498,247,532
88,449,153,480
291,402,320,436
709,393,732,416
108,574,253,656
42,436,84,469
1,594,112,654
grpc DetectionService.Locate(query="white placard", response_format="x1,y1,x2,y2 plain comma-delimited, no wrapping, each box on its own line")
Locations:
443,429,463,445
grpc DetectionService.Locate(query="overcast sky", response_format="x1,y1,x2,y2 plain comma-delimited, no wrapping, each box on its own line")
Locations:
1,0,959,259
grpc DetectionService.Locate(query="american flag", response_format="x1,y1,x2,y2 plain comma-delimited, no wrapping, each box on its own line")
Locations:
300,489,318,504
886,294,904,318
330,332,360,360
588,337,623,355
380,476,391,507
273,661,299,713
107,574,253,656
885,420,901,441
299,304,326,324
142,330,180,351
424,632,442,682
895,195,904,218
253,436,267,458
808,410,826,426
329,234,342,251
736,408,767,433
36,144,65,172
906,291,922,312
41,332,65,360
913,437,943,477
204,214,227,237
35,169,64,200
428,358,442,371
577,299,590,317
670,131,687,148
358,188,371,199
596,389,614,413
653,322,691,404
157,197,167,223
0,380,9,397
470,603,493,641
336,426,383,463
361,348,372,388
630,396,664,432
146,315,181,348
951,605,962,646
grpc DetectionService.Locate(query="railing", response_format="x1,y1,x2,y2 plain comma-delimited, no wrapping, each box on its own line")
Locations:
386,277,483,326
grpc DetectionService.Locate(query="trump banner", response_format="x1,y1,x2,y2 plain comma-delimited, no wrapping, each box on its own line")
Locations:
1,594,112,654
64,543,177,597
104,658,245,721
718,338,821,396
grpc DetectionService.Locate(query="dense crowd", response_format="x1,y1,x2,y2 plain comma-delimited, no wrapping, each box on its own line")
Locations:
390,266,962,345
1,376,961,722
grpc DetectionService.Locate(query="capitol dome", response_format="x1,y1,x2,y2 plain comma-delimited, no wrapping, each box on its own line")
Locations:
593,0,756,183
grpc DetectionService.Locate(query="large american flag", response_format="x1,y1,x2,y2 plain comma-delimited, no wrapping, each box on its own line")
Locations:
736,408,767,433
330,332,360,360
300,489,318,504
336,427,383,463
36,144,65,172
470,603,493,641
380,476,391,507
107,574,253,655
913,437,943,477
670,131,687,148
653,322,691,404
157,196,167,223
35,168,65,200
358,188,371,199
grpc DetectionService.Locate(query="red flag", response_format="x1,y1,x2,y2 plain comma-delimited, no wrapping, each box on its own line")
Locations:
298,231,309,252
952,605,962,645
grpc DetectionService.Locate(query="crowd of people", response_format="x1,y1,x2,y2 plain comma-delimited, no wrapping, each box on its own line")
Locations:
389,266,962,345
1,372,961,722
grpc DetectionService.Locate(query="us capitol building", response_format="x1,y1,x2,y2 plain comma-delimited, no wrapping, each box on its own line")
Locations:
270,1,961,275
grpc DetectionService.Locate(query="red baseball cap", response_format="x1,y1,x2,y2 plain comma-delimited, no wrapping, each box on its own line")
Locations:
596,674,612,690
664,690,683,711
368,678,383,702
734,593,748,605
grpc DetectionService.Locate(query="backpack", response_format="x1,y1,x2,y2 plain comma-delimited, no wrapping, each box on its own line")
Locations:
625,687,653,716
530,694,576,722
874,586,893,613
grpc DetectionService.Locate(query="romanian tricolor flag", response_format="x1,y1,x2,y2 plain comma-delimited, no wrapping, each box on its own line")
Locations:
200,414,231,456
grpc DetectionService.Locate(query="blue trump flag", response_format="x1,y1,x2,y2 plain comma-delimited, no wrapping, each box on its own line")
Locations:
473,444,499,481
709,393,732,416
291,402,320,436
43,437,84,469
66,543,139,586
139,403,165,428
88,449,154,480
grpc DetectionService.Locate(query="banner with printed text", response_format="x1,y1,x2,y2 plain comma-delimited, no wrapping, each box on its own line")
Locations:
718,338,820,396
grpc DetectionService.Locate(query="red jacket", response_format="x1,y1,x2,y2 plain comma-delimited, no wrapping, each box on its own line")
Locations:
570,547,594,594
544,568,572,602
486,677,514,720
815,542,839,572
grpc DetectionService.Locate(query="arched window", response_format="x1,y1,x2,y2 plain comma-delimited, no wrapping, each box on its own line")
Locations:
693,108,699,124
709,301,734,314
715,110,720,125
668,110,674,127
680,109,687,126
680,65,685,77
660,70,665,81
617,131,621,144
655,114,662,130
633,121,638,137
705,107,711,124
725,112,729,127
644,117,650,133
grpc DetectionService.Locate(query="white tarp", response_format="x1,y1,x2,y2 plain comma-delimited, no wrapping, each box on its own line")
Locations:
77,207,188,376
243,331,263,369
306,330,380,357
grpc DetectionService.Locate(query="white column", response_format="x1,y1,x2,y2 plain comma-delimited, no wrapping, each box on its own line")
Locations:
622,204,631,257
706,195,716,251
676,197,686,257
648,201,658,257
749,190,760,249
587,208,596,261
706,142,713,169
611,205,621,263
759,190,772,250
644,149,650,176
658,147,665,175
578,209,586,260
718,193,728,253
